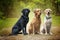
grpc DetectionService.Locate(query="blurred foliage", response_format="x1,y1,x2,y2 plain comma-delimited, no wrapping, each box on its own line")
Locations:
0,0,60,18
0,0,60,31
0,11,3,19
51,0,60,15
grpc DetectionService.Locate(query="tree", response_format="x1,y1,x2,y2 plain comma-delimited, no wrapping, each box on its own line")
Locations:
51,0,60,15
0,0,14,18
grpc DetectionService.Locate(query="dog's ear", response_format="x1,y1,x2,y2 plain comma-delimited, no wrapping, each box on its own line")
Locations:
33,9,37,16
49,9,52,12
34,9,36,13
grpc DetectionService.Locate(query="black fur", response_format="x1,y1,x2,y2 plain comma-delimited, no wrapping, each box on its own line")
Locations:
12,9,30,35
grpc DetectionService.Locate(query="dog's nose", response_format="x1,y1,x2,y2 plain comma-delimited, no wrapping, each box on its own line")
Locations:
38,15,40,18
48,12,50,15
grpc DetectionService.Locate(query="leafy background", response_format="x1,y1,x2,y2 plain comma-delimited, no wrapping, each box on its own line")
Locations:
0,0,60,35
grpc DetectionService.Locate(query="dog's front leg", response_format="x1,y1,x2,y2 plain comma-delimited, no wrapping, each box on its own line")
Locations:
33,25,35,35
23,27,26,34
20,23,26,35
22,26,28,35
49,23,53,35
45,23,48,35
40,26,44,35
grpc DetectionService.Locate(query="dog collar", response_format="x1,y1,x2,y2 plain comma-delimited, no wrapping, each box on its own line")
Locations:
22,15,29,19
46,16,51,20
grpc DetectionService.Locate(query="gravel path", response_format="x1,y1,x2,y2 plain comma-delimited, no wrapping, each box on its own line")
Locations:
0,26,60,40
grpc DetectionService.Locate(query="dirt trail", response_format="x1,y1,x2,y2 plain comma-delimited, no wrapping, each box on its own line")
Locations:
0,26,60,40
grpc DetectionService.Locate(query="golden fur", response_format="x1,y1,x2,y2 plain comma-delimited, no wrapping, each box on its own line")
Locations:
26,9,41,34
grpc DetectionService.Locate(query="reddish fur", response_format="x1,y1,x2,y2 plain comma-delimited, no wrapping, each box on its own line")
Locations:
27,9,41,34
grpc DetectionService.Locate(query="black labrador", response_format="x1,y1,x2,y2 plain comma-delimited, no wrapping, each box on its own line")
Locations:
12,9,30,35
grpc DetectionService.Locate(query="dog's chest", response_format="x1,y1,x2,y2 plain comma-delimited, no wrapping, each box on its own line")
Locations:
44,16,51,22
34,19,41,27
21,16,29,25
44,16,52,26
46,17,51,22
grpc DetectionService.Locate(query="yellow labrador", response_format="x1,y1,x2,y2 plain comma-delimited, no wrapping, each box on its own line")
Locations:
40,8,52,35
27,9,41,35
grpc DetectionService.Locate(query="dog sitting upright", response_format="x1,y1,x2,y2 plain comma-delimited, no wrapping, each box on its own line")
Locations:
27,9,41,34
12,9,30,35
40,8,52,35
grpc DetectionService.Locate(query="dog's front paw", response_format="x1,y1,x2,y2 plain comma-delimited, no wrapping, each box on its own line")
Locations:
49,32,53,35
33,33,35,35
45,32,48,35
45,32,53,35
23,33,28,35
40,32,44,35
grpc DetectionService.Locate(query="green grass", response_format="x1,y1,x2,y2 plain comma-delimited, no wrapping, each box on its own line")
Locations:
0,14,60,31
52,15,60,26
0,18,18,30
